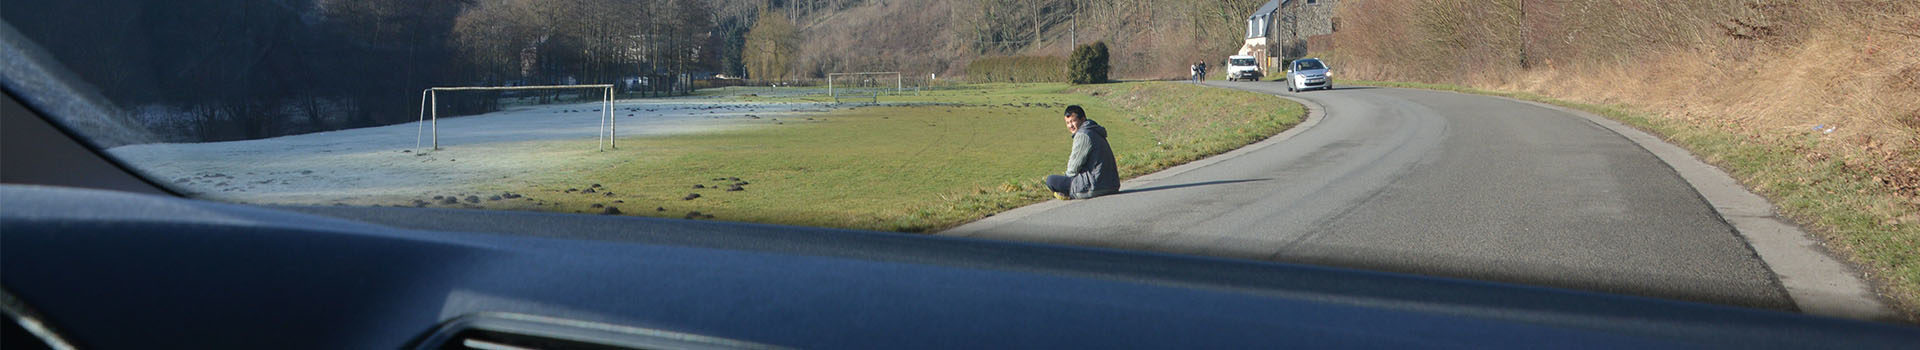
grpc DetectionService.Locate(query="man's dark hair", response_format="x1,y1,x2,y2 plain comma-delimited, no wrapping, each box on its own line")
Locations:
1064,105,1085,119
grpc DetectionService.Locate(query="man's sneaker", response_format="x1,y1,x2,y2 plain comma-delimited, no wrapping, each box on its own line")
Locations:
1052,192,1071,200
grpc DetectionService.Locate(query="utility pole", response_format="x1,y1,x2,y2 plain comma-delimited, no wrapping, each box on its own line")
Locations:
1518,0,1530,69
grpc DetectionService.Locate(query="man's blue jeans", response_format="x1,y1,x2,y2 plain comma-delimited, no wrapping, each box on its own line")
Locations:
1045,175,1072,194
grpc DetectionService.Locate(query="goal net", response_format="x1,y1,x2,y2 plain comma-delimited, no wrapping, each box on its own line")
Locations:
415,84,616,151
827,72,903,103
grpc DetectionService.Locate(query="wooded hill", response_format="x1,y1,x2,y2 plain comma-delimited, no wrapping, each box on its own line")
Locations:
737,0,1268,80
1,0,1265,142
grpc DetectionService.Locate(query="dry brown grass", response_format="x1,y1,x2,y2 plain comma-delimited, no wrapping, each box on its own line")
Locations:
1332,0,1920,320
782,0,1266,80
1335,1,1919,168
790,0,964,78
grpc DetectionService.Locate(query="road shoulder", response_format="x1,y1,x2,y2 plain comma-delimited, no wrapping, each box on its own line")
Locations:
1498,97,1899,321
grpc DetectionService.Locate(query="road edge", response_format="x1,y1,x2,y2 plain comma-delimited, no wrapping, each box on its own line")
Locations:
1490,97,1899,321
940,85,1326,237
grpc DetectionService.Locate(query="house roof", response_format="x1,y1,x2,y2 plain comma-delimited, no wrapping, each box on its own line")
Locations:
1250,0,1283,19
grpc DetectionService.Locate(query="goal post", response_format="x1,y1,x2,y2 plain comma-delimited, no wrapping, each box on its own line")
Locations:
415,84,616,151
827,72,903,103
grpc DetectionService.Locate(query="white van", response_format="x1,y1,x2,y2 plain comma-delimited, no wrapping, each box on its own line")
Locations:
1225,55,1262,82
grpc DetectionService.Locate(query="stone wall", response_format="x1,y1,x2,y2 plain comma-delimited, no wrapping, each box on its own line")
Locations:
1269,0,1339,59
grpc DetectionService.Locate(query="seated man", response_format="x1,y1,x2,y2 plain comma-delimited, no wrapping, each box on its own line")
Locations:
1045,105,1120,200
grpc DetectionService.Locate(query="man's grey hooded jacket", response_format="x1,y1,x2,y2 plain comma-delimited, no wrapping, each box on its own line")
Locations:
1065,119,1120,198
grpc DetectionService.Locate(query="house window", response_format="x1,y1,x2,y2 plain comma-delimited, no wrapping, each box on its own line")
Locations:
1248,14,1270,38
1257,15,1267,36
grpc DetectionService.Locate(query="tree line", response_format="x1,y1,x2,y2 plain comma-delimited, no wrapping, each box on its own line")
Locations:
3,0,729,142
737,0,1268,81
4,0,1275,141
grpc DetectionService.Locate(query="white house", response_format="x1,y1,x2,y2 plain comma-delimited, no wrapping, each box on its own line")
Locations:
1239,0,1341,69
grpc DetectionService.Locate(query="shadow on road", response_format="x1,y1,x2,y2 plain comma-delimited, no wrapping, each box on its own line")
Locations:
1115,178,1269,196
1289,85,1377,91
1202,82,1379,92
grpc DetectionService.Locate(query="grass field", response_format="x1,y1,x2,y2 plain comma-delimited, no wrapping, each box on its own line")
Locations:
460,82,1301,232
1347,79,1920,322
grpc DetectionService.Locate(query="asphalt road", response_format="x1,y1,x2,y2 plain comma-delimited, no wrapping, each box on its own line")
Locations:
944,81,1795,311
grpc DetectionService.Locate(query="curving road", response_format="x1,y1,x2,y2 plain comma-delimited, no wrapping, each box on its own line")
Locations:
944,81,1796,311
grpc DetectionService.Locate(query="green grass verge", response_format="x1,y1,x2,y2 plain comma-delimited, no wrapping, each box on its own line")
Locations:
1347,79,1920,320
478,82,1302,233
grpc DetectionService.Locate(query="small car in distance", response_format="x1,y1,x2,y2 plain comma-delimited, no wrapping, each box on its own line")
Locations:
1286,58,1332,92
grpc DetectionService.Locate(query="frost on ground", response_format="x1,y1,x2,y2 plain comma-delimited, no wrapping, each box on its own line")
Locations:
107,98,830,206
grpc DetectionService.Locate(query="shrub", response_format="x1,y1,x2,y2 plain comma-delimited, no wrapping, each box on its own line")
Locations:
965,56,1067,83
1093,41,1110,82
1069,41,1111,84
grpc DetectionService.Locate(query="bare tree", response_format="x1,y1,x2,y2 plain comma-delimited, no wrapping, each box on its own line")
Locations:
744,8,800,80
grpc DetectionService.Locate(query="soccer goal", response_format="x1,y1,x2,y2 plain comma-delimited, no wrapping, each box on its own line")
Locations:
827,72,903,103
415,84,616,151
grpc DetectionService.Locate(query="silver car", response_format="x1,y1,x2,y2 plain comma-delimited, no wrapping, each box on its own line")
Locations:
1285,58,1332,92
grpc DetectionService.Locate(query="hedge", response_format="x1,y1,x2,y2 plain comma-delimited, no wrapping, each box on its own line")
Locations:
965,56,1067,83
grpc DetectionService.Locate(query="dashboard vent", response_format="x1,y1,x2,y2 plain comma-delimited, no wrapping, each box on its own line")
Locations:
444,328,636,350
417,313,783,350
2,289,78,350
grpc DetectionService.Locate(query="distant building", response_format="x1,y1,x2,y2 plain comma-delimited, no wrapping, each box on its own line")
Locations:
520,46,539,79
521,35,551,81
1240,0,1340,69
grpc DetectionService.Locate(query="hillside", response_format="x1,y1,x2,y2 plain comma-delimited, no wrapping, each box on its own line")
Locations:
1,0,1268,143
734,0,1268,80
